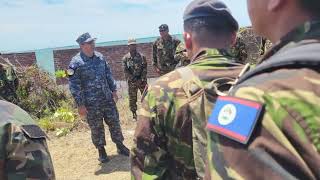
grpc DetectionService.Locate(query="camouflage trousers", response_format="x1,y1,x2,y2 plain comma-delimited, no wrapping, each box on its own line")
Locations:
128,79,147,112
86,99,124,148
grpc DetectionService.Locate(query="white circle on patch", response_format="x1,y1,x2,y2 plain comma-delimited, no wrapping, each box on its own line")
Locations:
218,104,237,126
67,69,74,76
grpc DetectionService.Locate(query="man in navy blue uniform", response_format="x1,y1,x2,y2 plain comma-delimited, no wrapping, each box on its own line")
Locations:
68,33,129,163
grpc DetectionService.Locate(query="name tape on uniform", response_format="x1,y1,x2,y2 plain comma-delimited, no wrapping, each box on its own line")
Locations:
206,96,263,144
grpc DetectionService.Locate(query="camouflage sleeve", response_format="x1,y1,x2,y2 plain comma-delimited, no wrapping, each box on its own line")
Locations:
152,42,158,68
104,60,117,92
122,56,130,80
206,69,320,180
68,65,84,107
0,123,55,179
131,86,170,179
141,55,148,81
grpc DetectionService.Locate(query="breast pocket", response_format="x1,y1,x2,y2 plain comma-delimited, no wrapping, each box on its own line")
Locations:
81,66,98,81
6,124,55,179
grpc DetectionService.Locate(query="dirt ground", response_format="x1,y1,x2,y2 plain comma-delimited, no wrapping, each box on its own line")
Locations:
47,81,148,180
48,121,136,180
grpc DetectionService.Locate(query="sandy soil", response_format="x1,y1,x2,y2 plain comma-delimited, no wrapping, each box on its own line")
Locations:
48,122,136,180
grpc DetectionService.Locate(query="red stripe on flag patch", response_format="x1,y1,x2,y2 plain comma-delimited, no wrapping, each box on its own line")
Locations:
206,124,247,143
218,96,261,109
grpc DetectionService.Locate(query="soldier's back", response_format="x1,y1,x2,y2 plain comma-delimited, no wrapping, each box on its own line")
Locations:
0,100,55,179
132,48,243,179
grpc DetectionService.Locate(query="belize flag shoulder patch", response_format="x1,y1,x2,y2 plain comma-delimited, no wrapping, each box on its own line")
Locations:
206,96,264,144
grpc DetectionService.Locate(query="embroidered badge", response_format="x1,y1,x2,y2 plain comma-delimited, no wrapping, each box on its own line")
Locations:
67,69,75,76
207,96,263,144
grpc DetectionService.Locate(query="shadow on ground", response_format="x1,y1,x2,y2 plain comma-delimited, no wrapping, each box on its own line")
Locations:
94,154,130,175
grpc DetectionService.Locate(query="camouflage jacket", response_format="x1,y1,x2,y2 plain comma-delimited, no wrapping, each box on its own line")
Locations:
0,64,18,103
122,51,147,82
230,27,272,65
68,51,117,107
131,48,243,180
0,100,55,180
152,36,181,73
175,42,190,68
206,21,320,180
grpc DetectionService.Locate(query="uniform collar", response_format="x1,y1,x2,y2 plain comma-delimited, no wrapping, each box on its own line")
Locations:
161,35,173,43
129,51,139,58
261,20,320,63
191,48,229,63
80,51,97,61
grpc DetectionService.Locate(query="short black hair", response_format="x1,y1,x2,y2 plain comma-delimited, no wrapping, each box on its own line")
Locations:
184,16,237,42
299,0,320,17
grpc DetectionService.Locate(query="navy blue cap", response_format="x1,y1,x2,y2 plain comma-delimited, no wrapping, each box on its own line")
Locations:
76,32,97,45
183,0,239,31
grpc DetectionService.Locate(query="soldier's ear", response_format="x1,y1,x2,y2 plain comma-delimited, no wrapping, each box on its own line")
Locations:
183,32,192,50
268,0,284,12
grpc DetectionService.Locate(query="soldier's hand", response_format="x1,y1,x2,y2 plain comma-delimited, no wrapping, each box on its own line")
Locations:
78,106,87,118
112,91,119,102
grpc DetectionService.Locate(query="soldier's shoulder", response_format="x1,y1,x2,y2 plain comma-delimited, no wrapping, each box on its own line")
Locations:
176,42,186,53
153,37,162,45
172,37,181,43
123,52,131,59
149,69,185,93
94,51,105,59
69,53,84,68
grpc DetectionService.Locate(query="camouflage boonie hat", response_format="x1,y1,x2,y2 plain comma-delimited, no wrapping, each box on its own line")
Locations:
128,38,137,45
159,24,169,31
76,32,97,45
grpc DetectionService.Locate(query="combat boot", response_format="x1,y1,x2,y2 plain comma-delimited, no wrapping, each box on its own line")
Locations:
98,147,110,163
132,111,137,121
116,143,130,156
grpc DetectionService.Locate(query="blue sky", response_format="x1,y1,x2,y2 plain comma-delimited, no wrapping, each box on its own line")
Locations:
0,0,250,52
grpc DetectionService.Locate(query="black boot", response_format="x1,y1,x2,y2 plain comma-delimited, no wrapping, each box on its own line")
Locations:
116,143,130,156
98,147,110,163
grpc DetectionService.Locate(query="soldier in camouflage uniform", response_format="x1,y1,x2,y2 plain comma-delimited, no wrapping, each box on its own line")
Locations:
152,24,181,75
230,27,273,65
0,62,19,104
0,100,55,179
122,38,148,121
206,0,320,179
175,42,190,68
68,33,129,163
131,1,243,179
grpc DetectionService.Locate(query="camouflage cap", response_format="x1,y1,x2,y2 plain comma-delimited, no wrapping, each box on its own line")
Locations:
183,0,239,31
128,38,137,45
159,24,169,31
76,32,97,45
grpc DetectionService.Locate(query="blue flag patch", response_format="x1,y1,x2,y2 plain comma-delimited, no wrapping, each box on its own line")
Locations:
206,96,263,144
